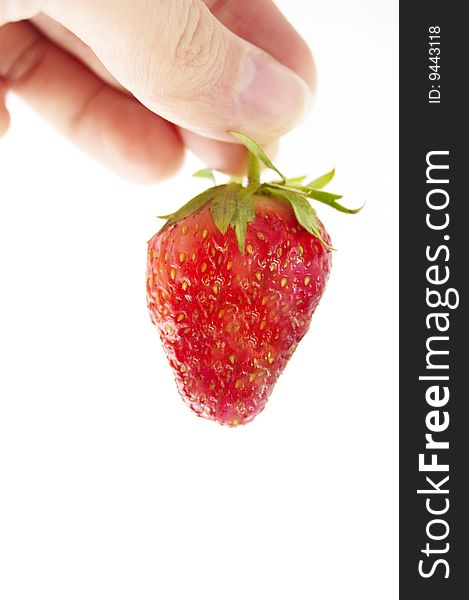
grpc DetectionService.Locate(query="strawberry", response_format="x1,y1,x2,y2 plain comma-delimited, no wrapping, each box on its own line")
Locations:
146,133,360,426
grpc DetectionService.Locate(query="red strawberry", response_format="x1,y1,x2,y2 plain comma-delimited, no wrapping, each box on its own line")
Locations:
146,133,360,426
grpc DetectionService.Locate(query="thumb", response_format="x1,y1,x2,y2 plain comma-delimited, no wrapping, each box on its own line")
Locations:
42,0,313,143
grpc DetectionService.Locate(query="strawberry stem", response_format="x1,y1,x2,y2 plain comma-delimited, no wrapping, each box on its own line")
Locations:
247,151,261,187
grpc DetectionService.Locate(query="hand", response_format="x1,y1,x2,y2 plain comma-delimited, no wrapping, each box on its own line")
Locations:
0,0,314,182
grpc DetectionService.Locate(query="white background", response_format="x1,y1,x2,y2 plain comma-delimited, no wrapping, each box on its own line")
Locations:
0,1,398,598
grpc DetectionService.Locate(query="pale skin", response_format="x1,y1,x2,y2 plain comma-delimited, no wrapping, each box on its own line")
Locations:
0,0,315,182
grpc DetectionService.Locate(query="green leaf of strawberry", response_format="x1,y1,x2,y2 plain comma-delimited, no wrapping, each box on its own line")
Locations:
284,175,307,185
281,185,362,215
229,130,286,182
158,185,225,226
261,185,332,249
193,168,216,185
305,189,363,214
306,168,335,190
210,182,240,234
233,186,255,253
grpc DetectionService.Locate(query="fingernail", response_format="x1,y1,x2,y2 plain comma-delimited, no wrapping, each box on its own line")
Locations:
237,49,313,138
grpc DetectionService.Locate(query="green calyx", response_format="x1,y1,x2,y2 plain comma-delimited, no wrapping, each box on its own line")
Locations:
158,131,362,253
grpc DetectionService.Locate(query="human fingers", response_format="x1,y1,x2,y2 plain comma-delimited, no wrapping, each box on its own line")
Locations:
41,0,312,143
0,21,183,182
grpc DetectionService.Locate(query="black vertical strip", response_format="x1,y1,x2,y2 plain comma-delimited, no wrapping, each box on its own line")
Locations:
400,2,467,597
